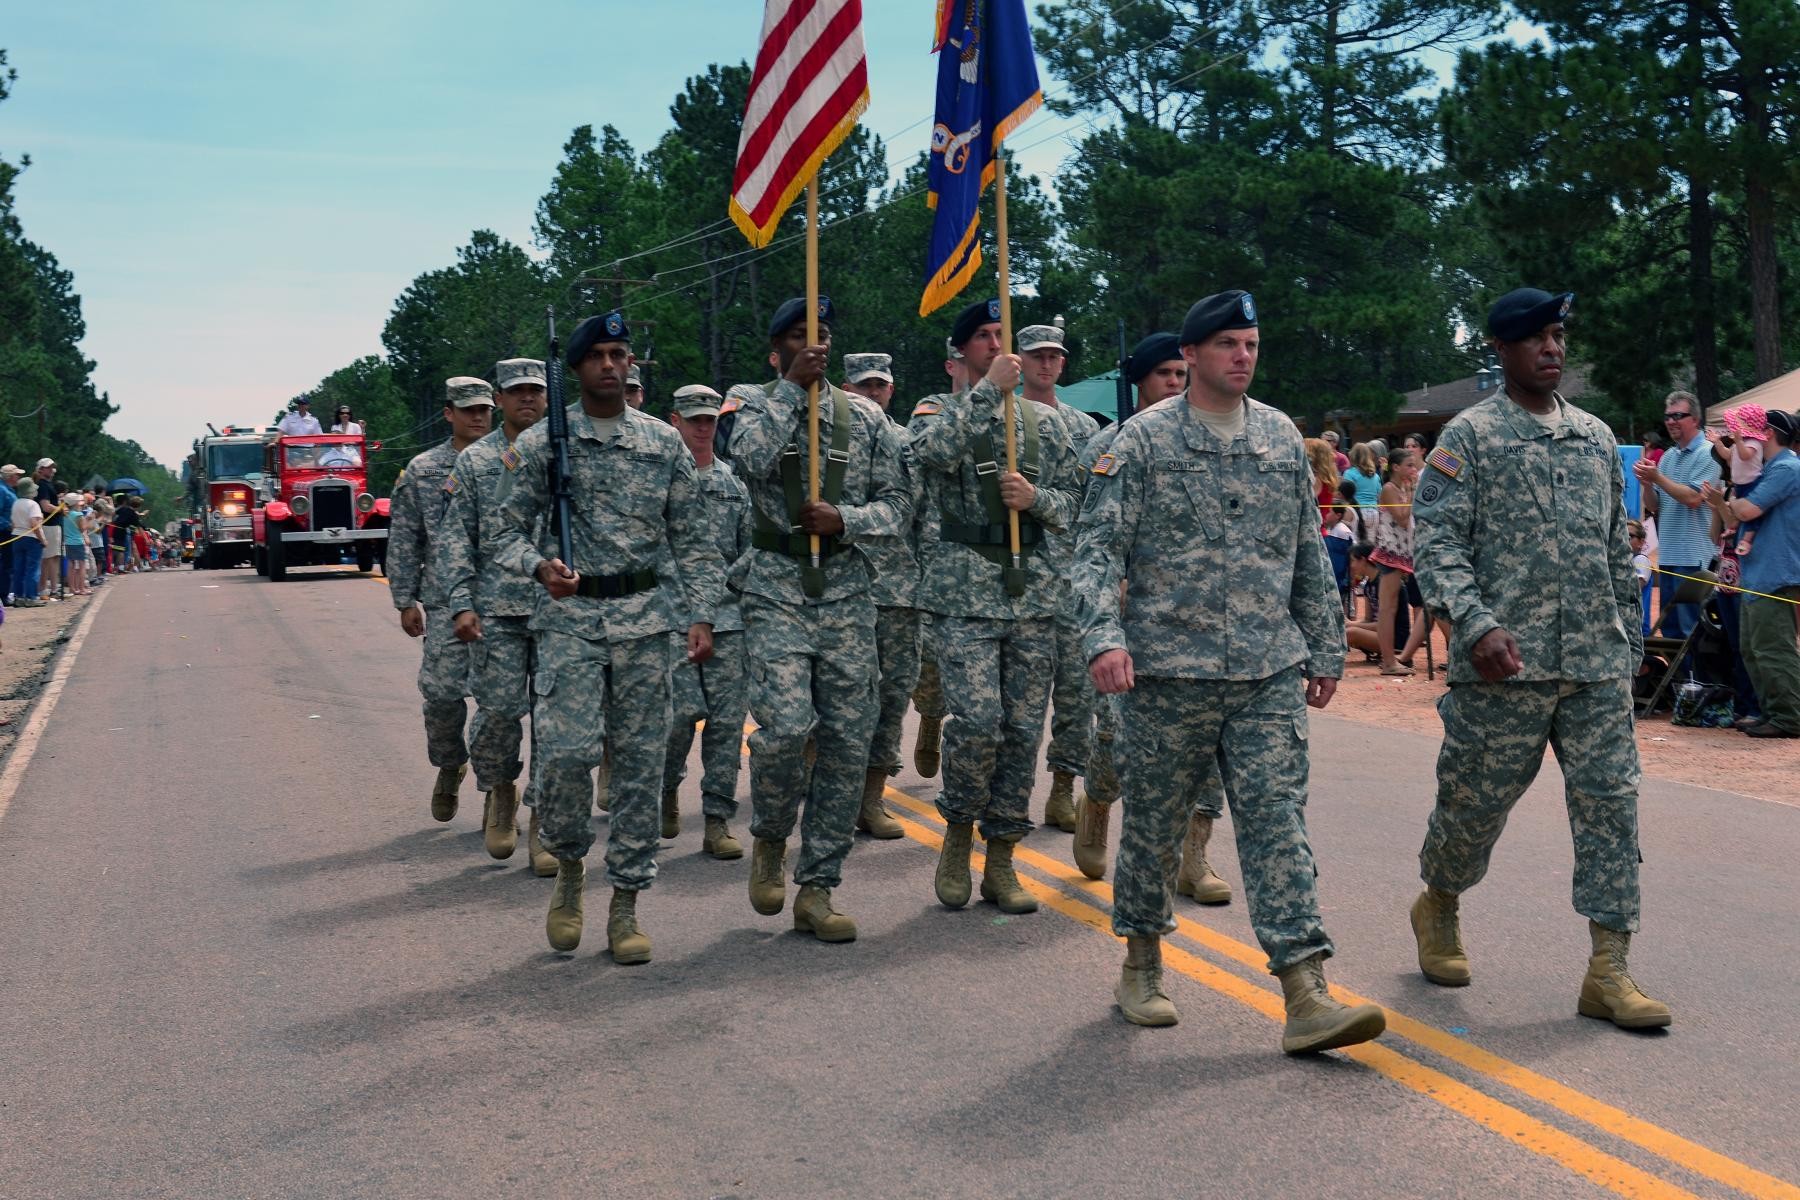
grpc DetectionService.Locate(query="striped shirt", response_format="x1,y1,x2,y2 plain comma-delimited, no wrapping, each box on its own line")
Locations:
1654,433,1722,567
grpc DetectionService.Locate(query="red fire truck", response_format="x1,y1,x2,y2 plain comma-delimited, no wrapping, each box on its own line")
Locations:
252,433,390,581
190,424,276,569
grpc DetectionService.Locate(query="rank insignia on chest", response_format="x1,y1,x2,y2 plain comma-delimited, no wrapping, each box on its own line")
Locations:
1092,452,1122,476
1425,446,1463,480
442,474,459,494
912,399,943,417
501,445,522,472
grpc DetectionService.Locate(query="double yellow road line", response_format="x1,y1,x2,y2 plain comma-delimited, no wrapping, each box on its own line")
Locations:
872,781,1796,1200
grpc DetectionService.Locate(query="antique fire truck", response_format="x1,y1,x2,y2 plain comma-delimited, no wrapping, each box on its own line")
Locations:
252,434,390,581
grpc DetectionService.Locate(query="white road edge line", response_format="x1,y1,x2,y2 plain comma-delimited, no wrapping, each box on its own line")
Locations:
0,586,110,829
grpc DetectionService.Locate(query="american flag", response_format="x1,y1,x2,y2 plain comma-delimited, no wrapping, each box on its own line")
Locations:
730,0,870,247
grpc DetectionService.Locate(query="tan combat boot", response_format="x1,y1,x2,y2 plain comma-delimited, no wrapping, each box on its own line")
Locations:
1276,954,1387,1054
1073,795,1113,881
749,838,788,915
526,807,557,877
703,815,743,860
545,859,585,952
1044,770,1078,832
793,884,858,942
855,768,904,839
914,714,942,778
606,888,651,965
660,788,680,840
1116,935,1179,1026
482,780,520,860
431,763,467,822
592,755,610,813
935,823,974,908
1410,887,1472,986
1578,922,1672,1029
1176,814,1232,905
979,837,1039,914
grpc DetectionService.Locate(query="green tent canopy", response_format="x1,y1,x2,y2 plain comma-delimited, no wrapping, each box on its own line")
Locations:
1058,371,1127,422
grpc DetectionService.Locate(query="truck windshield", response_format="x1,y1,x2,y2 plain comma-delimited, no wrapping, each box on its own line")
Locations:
286,443,362,469
207,443,265,480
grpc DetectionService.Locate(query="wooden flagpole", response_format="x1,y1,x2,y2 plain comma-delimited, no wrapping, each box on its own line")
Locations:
993,150,1022,574
805,179,822,574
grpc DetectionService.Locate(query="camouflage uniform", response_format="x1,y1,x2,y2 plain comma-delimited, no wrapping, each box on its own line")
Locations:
1412,393,1644,931
488,404,724,889
1073,398,1345,971
729,378,912,886
437,426,543,797
664,460,753,820
1042,400,1101,780
910,378,1081,840
388,441,470,770
865,418,927,777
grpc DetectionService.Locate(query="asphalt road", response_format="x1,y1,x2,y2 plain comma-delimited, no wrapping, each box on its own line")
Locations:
1,566,1795,1200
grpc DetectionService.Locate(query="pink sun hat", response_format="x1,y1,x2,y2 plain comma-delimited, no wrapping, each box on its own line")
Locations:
1723,403,1770,441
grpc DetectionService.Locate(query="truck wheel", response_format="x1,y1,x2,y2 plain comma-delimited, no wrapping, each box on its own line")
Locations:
266,529,287,581
355,541,376,573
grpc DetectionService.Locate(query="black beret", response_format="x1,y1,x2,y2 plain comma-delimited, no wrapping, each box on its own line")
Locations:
769,295,835,340
1487,288,1573,342
564,310,632,368
949,297,1003,348
1180,290,1257,346
1125,332,1182,385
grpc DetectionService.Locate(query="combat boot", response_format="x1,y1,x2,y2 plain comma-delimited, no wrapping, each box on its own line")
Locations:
979,837,1039,914
592,756,609,813
1116,935,1179,1026
1072,795,1113,881
1578,922,1672,1029
793,884,857,942
545,859,585,952
703,815,743,860
660,788,680,840
1044,771,1078,832
935,822,974,908
1176,815,1232,905
1410,887,1471,986
1276,954,1387,1055
914,714,942,778
430,763,467,822
855,768,904,839
482,780,520,860
606,888,651,965
749,838,788,915
526,807,557,877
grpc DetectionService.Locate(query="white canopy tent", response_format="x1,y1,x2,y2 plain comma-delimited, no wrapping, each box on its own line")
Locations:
1706,366,1800,425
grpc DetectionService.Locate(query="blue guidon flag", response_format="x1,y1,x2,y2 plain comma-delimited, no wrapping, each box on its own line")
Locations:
919,0,1042,316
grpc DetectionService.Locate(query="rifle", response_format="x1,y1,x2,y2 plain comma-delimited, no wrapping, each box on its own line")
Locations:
543,307,576,568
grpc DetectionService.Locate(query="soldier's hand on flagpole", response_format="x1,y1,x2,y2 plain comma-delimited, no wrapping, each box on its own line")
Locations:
998,471,1036,512
452,611,484,642
784,346,830,389
799,500,844,535
399,605,425,639
986,352,1022,393
536,557,579,600
687,623,714,664
1090,648,1135,694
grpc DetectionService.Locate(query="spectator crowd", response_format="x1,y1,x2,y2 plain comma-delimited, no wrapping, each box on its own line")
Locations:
0,459,184,617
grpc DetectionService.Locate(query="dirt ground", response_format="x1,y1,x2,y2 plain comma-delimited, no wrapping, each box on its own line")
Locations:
1331,626,1799,806
0,587,95,762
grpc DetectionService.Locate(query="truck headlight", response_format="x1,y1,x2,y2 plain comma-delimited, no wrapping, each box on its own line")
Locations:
290,495,311,517
356,492,375,513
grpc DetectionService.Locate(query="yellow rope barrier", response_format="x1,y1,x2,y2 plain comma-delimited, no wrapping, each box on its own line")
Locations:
1651,566,1800,607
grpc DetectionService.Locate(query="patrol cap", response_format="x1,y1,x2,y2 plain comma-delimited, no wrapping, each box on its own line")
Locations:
672,384,723,418
494,358,546,390
625,365,643,388
950,297,1003,348
768,295,835,340
1017,324,1065,353
564,310,632,368
445,376,496,408
844,352,893,383
1125,332,1182,385
1487,288,1573,342
944,336,964,361
1180,290,1257,346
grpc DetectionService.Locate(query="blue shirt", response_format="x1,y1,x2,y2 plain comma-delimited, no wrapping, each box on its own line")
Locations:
1342,466,1380,509
0,481,14,531
1740,447,1800,598
1654,432,1721,566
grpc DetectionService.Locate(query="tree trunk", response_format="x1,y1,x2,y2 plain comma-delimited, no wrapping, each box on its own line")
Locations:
1687,174,1720,409
1741,75,1783,383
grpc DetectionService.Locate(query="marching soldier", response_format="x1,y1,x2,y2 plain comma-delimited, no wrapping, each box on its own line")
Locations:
910,299,1081,915
1070,334,1233,904
842,351,918,839
908,342,969,780
662,384,754,861
624,365,646,410
1017,322,1099,833
1074,291,1385,1054
389,378,493,824
729,297,912,942
489,311,725,964
1410,288,1668,1029
437,357,555,875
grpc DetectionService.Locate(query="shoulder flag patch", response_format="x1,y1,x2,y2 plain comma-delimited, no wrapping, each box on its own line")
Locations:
1425,446,1464,480
719,394,742,415
443,473,459,494
912,399,943,417
1092,452,1122,476
500,445,522,472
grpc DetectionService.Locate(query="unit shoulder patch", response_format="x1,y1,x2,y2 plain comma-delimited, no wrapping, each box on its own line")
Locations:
1425,446,1464,480
1416,479,1445,506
